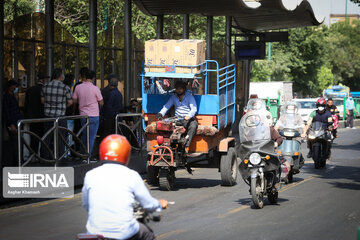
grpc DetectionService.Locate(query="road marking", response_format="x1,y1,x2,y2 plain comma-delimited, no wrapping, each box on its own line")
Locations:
279,176,315,193
217,205,248,219
0,194,82,215
157,229,186,240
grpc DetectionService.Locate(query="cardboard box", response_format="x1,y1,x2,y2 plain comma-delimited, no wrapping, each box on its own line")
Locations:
156,39,172,73
144,40,157,72
181,40,206,74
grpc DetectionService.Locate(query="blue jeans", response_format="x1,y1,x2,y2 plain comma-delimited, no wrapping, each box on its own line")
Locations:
80,116,99,157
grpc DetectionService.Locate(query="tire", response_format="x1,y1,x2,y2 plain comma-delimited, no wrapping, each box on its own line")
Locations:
250,176,264,209
312,145,321,169
287,169,293,183
159,168,175,191
220,147,238,186
268,190,278,205
147,165,159,185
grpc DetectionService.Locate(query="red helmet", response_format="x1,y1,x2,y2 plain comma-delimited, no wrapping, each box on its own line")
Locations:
316,98,327,107
99,134,131,164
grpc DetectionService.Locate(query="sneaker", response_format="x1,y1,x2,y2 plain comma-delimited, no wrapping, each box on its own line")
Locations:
274,182,281,191
346,127,350,129
352,127,357,129
307,152,312,158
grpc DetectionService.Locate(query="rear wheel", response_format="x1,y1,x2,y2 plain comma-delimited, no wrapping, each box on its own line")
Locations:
147,165,159,185
268,190,278,205
287,169,293,183
220,147,238,186
312,145,321,169
250,176,264,209
159,168,175,191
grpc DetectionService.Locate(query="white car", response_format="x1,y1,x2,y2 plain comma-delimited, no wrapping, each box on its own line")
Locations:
293,98,318,122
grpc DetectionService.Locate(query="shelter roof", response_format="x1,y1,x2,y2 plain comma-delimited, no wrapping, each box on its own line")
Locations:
134,0,323,31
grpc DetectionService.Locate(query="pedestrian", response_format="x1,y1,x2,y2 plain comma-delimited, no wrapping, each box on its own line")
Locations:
345,93,358,129
3,79,23,166
63,73,75,157
41,68,73,160
24,72,49,156
73,70,103,158
100,74,123,140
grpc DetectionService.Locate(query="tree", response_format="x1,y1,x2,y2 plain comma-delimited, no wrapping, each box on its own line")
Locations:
4,0,36,22
350,0,360,6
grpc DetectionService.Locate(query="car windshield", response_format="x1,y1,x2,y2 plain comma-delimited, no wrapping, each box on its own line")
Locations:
298,101,316,109
333,100,343,107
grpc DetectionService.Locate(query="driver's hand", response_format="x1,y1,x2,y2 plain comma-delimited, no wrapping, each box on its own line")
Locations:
155,113,163,120
184,116,190,121
158,199,168,209
274,142,278,148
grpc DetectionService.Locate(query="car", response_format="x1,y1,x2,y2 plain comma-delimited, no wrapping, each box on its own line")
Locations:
293,98,318,122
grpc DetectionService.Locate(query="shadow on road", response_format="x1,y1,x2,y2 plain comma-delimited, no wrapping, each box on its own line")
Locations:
149,178,222,191
236,197,289,209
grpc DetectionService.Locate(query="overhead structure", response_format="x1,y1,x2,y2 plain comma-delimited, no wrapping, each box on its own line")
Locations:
133,0,323,31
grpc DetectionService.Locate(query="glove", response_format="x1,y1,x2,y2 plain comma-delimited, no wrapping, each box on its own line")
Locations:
155,113,163,119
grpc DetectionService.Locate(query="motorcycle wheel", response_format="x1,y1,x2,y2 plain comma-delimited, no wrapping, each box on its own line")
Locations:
250,176,264,209
268,190,278,205
147,165,159,185
220,147,238,186
287,170,293,183
312,145,321,169
159,168,175,191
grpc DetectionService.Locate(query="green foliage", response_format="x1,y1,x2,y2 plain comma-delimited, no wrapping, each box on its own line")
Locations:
350,0,360,6
317,66,334,93
4,0,36,22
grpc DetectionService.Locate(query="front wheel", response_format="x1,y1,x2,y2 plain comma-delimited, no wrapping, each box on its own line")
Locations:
287,169,293,183
312,145,321,169
250,176,264,209
220,147,238,186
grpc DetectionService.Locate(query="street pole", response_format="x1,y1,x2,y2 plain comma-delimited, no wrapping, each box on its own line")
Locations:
345,0,348,20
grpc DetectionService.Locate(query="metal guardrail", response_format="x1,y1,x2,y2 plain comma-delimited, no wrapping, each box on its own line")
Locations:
17,115,90,167
115,113,145,152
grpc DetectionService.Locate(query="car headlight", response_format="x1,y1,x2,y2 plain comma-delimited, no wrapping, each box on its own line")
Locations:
249,153,262,165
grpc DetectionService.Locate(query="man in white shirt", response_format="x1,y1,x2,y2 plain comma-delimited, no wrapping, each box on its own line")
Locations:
82,134,168,240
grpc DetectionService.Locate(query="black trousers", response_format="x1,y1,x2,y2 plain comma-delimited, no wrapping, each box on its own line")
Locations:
41,119,67,160
29,122,43,155
346,110,354,128
179,118,198,147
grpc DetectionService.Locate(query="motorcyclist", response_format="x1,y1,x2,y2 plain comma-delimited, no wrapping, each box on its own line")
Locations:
274,101,307,138
326,98,340,138
156,80,198,153
82,134,168,240
305,98,333,158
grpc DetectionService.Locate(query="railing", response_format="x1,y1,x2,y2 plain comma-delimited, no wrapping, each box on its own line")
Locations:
17,115,90,167
115,113,145,152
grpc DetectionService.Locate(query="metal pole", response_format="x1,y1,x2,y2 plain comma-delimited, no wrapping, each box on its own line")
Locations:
89,0,97,73
0,0,3,168
226,16,232,65
345,0,348,19
45,0,54,77
206,16,213,93
124,0,132,106
75,44,79,82
183,14,190,39
61,42,66,73
100,47,104,89
156,15,164,39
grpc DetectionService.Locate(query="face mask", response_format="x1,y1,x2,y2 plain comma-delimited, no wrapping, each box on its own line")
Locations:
318,106,325,111
13,87,18,94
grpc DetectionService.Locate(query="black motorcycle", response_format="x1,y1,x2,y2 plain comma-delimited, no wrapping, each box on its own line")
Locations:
76,202,161,240
238,109,282,209
308,121,332,169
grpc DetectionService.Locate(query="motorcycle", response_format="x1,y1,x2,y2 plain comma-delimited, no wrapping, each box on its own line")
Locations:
76,202,162,240
276,103,305,183
308,121,332,169
238,108,282,209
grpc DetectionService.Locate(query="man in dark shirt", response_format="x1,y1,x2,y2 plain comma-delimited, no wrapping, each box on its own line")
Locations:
3,80,22,166
24,73,49,155
326,98,339,138
100,74,123,140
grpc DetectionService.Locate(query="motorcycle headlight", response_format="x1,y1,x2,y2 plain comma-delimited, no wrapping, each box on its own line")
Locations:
308,135,315,139
284,131,295,137
249,153,262,165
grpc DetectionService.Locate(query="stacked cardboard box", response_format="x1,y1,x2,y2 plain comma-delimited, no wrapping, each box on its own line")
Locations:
144,39,205,74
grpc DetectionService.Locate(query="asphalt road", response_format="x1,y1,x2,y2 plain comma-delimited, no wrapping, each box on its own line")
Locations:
0,128,359,240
